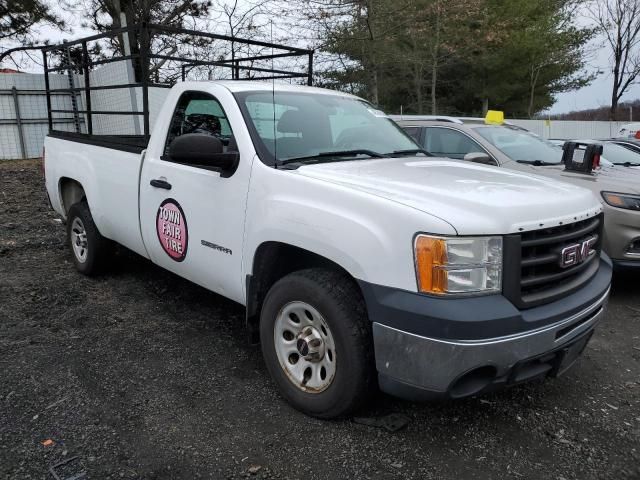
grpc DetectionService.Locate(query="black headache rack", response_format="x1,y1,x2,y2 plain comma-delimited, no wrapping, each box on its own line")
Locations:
41,23,313,152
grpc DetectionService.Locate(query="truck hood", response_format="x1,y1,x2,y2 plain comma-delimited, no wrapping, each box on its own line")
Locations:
295,157,602,235
504,160,640,195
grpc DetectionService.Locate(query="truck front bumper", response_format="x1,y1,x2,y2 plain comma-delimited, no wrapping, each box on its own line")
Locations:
359,256,612,401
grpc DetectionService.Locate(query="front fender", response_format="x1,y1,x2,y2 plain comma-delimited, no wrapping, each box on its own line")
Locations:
243,164,457,294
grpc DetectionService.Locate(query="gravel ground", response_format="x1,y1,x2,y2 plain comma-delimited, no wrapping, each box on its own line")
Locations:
1,159,639,480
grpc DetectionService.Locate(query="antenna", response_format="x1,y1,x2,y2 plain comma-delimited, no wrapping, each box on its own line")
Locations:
271,20,277,168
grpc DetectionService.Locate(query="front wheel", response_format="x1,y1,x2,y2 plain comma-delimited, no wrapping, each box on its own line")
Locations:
259,268,375,418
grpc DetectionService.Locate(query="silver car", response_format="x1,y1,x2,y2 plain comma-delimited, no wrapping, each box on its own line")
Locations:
394,116,640,268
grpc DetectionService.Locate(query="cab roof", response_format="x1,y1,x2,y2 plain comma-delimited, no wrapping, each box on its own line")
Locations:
200,80,359,98
391,115,526,131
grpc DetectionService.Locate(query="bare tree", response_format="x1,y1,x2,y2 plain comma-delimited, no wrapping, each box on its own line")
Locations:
66,0,214,82
403,0,480,114
0,0,64,42
0,0,66,68
74,0,282,82
194,0,273,80
588,0,640,119
288,0,414,105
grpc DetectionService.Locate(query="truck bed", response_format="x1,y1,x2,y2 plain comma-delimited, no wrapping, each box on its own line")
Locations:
45,135,148,259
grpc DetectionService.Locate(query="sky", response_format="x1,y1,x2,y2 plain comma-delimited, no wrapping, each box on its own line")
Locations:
546,5,640,115
548,34,640,115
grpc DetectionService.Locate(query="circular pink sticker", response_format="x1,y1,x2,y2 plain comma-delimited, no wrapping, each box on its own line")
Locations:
156,199,188,262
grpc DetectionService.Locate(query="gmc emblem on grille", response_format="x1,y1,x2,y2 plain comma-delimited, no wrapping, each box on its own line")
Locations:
559,236,597,268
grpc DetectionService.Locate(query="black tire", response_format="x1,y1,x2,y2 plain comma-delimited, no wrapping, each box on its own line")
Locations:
259,268,375,419
66,201,112,276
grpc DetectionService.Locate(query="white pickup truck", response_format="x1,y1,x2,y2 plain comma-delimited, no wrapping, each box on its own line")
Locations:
44,80,612,418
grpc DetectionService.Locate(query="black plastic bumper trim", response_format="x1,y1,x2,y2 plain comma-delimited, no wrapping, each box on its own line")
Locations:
378,326,596,402
358,255,612,341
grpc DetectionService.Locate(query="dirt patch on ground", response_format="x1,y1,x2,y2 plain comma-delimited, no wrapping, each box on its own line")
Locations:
1,159,639,479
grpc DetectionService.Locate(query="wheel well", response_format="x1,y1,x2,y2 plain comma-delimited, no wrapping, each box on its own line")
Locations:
59,178,86,214
246,242,360,342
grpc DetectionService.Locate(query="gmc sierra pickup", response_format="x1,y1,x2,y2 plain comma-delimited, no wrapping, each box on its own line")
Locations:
45,80,612,418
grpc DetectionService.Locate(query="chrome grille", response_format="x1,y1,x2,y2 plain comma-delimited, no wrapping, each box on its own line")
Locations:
503,214,603,308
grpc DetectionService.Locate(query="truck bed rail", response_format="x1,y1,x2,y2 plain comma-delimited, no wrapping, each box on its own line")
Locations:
47,130,148,153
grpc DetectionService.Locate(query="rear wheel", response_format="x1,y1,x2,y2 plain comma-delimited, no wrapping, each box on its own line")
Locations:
66,201,111,275
259,268,375,418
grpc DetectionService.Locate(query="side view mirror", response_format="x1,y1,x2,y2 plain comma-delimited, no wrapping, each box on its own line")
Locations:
464,152,497,166
169,133,239,178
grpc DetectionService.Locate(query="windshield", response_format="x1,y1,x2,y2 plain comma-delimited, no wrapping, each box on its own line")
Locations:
602,143,640,165
475,126,563,164
236,91,419,165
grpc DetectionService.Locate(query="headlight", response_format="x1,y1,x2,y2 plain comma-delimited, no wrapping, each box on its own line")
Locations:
602,192,640,210
414,235,502,295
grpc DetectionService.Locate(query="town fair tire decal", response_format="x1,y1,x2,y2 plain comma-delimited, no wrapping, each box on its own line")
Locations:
156,198,188,262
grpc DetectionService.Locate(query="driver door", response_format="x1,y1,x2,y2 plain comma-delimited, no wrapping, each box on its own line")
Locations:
139,90,248,303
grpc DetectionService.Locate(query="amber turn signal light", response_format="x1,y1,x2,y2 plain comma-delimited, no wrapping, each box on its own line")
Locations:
414,236,448,294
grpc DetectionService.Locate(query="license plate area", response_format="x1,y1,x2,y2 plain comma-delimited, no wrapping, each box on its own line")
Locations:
555,330,593,376
508,329,594,384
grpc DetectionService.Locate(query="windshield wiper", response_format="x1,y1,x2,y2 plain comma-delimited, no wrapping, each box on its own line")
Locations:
615,161,640,167
390,148,432,157
516,159,557,166
277,149,388,166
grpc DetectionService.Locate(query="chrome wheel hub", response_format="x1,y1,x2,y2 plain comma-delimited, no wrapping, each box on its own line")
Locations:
70,217,88,263
274,301,336,393
296,326,325,361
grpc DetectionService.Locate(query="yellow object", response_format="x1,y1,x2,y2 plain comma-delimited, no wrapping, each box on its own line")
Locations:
414,236,448,294
485,110,505,125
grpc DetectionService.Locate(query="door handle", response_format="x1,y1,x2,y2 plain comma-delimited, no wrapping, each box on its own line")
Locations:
150,179,172,190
